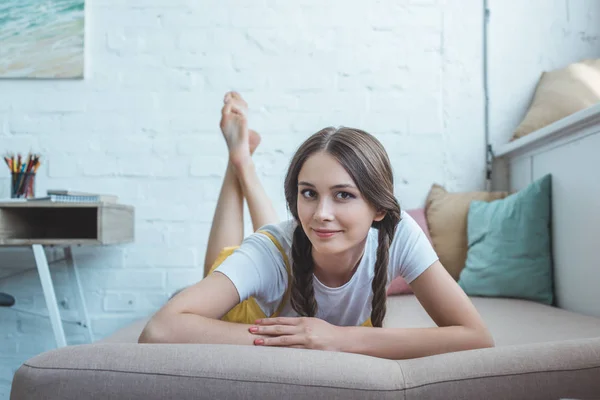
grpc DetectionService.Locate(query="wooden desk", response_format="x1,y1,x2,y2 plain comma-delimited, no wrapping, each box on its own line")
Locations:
0,201,134,347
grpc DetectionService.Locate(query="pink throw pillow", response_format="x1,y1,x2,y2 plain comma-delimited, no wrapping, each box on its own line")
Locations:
386,208,433,296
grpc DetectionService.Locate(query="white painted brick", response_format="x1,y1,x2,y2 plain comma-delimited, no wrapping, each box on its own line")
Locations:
8,93,86,113
155,92,215,113
103,292,169,313
167,269,205,292
0,341,18,356
152,135,179,156
135,201,189,222
72,246,128,270
266,62,335,92
0,179,9,198
124,246,197,268
120,68,203,91
79,154,120,176
177,29,242,54
361,112,409,135
94,7,163,28
296,5,367,28
103,292,137,312
165,222,211,247
246,110,294,134
190,156,228,177
410,0,438,5
86,91,159,112
135,221,168,246
138,179,204,204
0,135,41,154
60,113,135,136
204,68,269,92
106,28,177,55
8,114,62,135
115,154,187,178
229,7,295,28
48,157,80,178
162,8,229,29
81,269,165,291
0,114,8,134
176,135,225,156
38,135,97,154
165,52,232,70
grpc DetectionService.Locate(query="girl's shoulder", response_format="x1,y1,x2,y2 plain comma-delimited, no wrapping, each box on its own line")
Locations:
255,219,298,256
392,210,423,239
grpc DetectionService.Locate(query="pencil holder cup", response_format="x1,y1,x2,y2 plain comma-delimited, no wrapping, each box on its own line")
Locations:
11,172,36,199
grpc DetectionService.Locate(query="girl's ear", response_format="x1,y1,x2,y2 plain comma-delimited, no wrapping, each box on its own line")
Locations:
373,209,386,222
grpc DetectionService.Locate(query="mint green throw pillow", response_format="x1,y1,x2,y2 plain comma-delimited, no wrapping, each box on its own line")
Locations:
458,174,553,305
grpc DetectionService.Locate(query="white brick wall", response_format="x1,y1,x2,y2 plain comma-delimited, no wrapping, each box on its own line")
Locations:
0,0,492,394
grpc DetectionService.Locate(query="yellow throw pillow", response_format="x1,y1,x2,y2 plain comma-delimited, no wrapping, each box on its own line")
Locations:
512,58,600,141
425,184,509,280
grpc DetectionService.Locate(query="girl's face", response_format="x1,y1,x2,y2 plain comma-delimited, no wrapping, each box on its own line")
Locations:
297,151,385,256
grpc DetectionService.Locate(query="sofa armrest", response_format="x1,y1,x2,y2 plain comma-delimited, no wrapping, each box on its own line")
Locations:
11,338,600,400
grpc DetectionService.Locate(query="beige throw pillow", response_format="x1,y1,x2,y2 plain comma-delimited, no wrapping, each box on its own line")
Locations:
512,58,600,140
425,184,509,281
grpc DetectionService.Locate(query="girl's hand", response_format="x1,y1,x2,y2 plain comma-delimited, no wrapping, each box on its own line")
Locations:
249,317,342,351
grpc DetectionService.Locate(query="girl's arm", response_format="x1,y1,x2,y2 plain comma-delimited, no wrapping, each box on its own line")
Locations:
339,261,494,359
138,272,269,345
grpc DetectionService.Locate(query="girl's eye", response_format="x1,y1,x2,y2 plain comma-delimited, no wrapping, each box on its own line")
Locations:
337,192,355,200
301,189,316,198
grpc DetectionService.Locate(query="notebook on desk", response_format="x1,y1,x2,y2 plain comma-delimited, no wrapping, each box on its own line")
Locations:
28,190,118,204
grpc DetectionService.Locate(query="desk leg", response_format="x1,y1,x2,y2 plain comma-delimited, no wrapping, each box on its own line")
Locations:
32,245,67,348
64,246,94,343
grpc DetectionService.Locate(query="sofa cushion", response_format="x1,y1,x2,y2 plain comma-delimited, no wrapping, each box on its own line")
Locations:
512,58,600,141
12,336,600,400
385,295,600,347
424,184,509,280
103,295,600,347
458,174,553,305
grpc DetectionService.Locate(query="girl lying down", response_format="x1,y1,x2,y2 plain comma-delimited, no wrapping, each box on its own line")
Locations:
138,91,494,360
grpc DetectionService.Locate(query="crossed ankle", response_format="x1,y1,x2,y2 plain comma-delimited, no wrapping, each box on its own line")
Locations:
230,156,255,174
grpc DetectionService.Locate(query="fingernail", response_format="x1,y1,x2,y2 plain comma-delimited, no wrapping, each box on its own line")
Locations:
249,326,258,333
254,339,264,345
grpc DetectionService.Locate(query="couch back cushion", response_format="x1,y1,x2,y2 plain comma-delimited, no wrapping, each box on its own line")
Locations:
425,184,509,280
458,174,554,305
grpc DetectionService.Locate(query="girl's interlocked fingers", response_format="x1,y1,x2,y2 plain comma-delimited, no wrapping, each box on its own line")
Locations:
249,317,343,351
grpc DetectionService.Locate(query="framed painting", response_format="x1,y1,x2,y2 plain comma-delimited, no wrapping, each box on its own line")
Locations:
0,0,85,79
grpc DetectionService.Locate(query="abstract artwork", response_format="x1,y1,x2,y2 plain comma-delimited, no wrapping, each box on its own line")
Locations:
0,0,85,78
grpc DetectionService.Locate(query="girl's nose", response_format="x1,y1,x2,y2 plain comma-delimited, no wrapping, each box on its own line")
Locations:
314,198,334,221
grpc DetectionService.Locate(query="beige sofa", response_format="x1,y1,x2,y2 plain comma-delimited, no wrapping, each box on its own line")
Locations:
10,293,600,400
11,107,600,400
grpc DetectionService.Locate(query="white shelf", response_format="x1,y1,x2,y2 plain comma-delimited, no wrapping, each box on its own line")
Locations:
495,103,600,159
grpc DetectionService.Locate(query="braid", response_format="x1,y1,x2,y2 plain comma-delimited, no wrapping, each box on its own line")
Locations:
371,211,401,327
290,225,318,317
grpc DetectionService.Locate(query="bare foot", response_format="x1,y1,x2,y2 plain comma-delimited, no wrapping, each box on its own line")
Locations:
220,91,251,168
249,129,261,155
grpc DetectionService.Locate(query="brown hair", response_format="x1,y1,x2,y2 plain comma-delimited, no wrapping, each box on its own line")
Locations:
284,127,401,327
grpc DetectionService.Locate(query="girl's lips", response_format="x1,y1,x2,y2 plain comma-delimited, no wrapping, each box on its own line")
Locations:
313,229,340,238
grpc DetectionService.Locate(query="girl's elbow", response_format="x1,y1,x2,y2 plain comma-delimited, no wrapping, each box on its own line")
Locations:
138,316,171,344
476,329,495,349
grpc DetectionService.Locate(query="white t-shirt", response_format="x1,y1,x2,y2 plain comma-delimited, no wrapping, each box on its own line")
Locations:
214,210,439,327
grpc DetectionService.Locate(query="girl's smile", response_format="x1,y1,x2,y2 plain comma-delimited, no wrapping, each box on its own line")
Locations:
312,229,342,239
